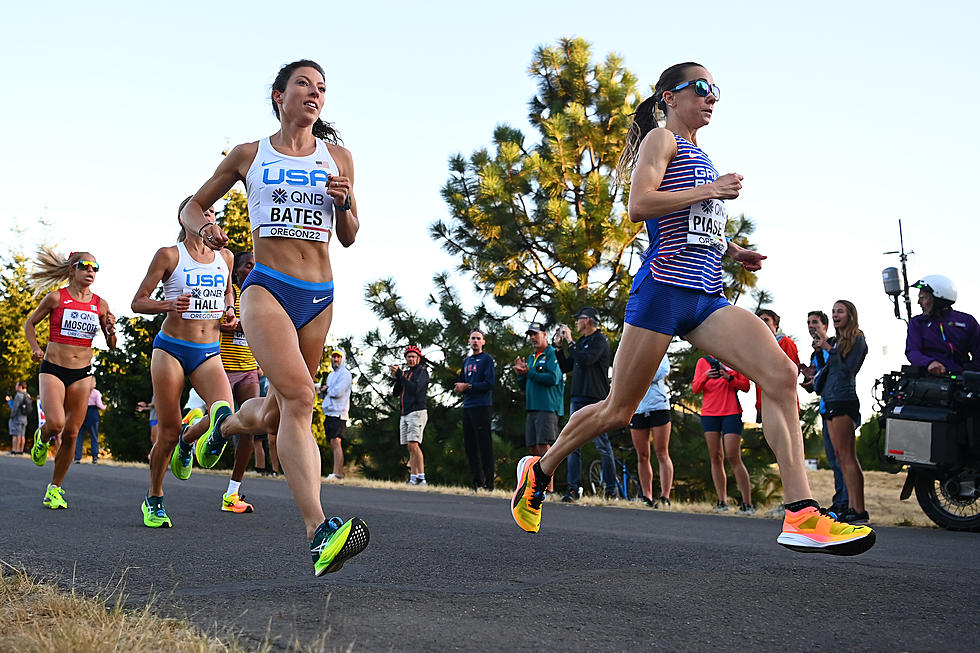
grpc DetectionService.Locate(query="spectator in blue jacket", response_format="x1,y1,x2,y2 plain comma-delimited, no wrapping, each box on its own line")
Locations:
629,356,673,507
392,345,429,486
514,322,564,493
455,329,496,491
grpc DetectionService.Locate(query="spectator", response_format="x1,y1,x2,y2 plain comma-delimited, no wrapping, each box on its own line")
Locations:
253,369,279,476
692,355,754,513
74,383,106,463
629,357,673,507
755,309,800,423
906,275,980,375
813,300,869,524
392,345,429,486
322,350,352,481
554,307,616,501
514,322,564,494
136,397,157,461
801,310,848,516
7,381,31,455
454,329,496,491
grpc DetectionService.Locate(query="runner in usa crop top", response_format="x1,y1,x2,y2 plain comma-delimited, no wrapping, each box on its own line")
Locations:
48,287,102,347
244,137,338,243
161,242,229,320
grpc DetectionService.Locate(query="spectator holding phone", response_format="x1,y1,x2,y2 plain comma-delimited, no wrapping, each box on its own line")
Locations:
692,355,754,513
812,300,868,525
7,381,32,455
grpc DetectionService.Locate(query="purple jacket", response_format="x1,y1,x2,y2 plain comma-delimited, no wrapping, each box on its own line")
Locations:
906,308,980,373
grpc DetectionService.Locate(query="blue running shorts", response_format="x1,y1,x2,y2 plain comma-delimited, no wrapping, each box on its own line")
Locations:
153,333,221,374
700,413,744,435
624,272,731,337
240,262,334,330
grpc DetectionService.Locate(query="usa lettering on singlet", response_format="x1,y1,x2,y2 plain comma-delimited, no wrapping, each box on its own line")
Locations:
641,134,727,295
162,242,228,320
246,138,337,243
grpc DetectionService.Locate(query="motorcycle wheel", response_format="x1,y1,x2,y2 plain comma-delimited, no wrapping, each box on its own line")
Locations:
913,469,980,532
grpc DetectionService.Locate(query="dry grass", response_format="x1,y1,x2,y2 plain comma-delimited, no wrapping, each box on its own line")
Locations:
0,561,347,653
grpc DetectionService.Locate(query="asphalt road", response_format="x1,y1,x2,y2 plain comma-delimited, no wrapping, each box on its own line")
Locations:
2,455,978,652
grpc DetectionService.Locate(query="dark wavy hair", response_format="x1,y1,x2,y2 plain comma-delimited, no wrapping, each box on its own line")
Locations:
271,60,342,144
616,62,704,180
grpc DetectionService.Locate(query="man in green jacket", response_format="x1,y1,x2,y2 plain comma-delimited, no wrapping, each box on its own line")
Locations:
514,322,565,492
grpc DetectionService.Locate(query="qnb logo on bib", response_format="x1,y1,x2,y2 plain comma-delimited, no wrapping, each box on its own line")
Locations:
61,309,99,339
258,185,333,243
687,199,728,252
183,286,225,321
262,167,330,187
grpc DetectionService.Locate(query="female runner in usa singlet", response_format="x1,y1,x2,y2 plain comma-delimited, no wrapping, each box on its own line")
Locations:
25,248,116,509
511,62,875,557
180,59,369,576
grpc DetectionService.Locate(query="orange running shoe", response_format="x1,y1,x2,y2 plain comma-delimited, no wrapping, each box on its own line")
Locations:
511,456,550,533
777,504,875,556
221,492,254,513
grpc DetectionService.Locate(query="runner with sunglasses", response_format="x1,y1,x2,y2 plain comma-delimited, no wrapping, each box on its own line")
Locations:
178,59,369,576
131,199,238,528
25,249,116,509
512,62,876,556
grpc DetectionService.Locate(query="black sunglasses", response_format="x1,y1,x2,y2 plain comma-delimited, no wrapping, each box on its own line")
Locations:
669,79,720,101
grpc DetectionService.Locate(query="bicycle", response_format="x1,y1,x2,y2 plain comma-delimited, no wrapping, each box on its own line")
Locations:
588,445,641,501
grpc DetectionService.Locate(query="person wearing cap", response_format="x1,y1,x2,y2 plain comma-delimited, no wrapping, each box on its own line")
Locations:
906,275,980,376
514,322,564,492
454,329,496,491
322,350,353,481
554,307,616,501
392,345,429,485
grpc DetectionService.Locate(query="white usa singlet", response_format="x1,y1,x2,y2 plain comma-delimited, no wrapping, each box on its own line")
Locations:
162,242,229,320
245,137,338,243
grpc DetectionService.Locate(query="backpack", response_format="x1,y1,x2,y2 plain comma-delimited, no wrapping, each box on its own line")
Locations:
18,395,31,417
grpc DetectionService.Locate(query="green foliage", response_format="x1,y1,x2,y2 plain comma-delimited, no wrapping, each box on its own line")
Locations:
96,313,161,461
0,247,45,440
217,189,252,254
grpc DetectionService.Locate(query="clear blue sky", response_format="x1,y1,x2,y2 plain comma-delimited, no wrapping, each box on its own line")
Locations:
3,1,978,407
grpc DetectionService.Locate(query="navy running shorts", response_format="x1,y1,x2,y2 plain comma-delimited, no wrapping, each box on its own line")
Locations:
624,274,730,337
153,332,221,374
241,262,334,331
700,413,744,435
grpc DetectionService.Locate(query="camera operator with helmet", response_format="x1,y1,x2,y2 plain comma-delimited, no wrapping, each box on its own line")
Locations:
906,275,980,377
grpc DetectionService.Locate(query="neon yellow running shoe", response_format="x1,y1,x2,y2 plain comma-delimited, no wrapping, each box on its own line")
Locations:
511,455,550,533
31,428,50,466
777,503,875,556
221,492,254,513
194,401,232,469
170,426,193,480
142,495,173,528
42,484,67,509
310,517,370,576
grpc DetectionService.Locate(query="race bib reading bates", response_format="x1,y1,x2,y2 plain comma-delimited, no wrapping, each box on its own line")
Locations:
258,186,334,242
183,287,224,320
687,199,728,252
61,309,99,340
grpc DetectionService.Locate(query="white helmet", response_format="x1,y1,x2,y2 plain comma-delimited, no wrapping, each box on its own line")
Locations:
913,274,957,303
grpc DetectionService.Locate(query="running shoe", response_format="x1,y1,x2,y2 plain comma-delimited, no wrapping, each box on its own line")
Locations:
777,504,875,556
170,426,193,480
511,455,550,533
31,429,50,466
42,484,67,509
221,492,254,513
310,516,370,576
142,494,172,528
325,474,344,482
738,503,756,515
657,496,672,508
838,507,871,526
194,401,232,469
712,501,729,513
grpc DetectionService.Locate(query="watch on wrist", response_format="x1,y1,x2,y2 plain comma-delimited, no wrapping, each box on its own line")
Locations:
336,194,351,211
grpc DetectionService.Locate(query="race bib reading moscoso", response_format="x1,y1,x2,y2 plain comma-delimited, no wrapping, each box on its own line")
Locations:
60,309,100,340
687,199,728,252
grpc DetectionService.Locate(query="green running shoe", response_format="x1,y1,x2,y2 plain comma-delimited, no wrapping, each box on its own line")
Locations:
31,428,50,466
142,494,172,528
170,426,193,480
310,516,370,576
194,401,232,469
42,484,68,509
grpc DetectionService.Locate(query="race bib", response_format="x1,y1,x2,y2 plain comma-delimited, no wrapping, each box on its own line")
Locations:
60,309,99,340
232,330,248,347
687,199,728,252
257,185,334,242
182,287,224,320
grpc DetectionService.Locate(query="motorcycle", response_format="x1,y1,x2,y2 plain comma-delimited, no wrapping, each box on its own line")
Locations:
877,367,980,531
